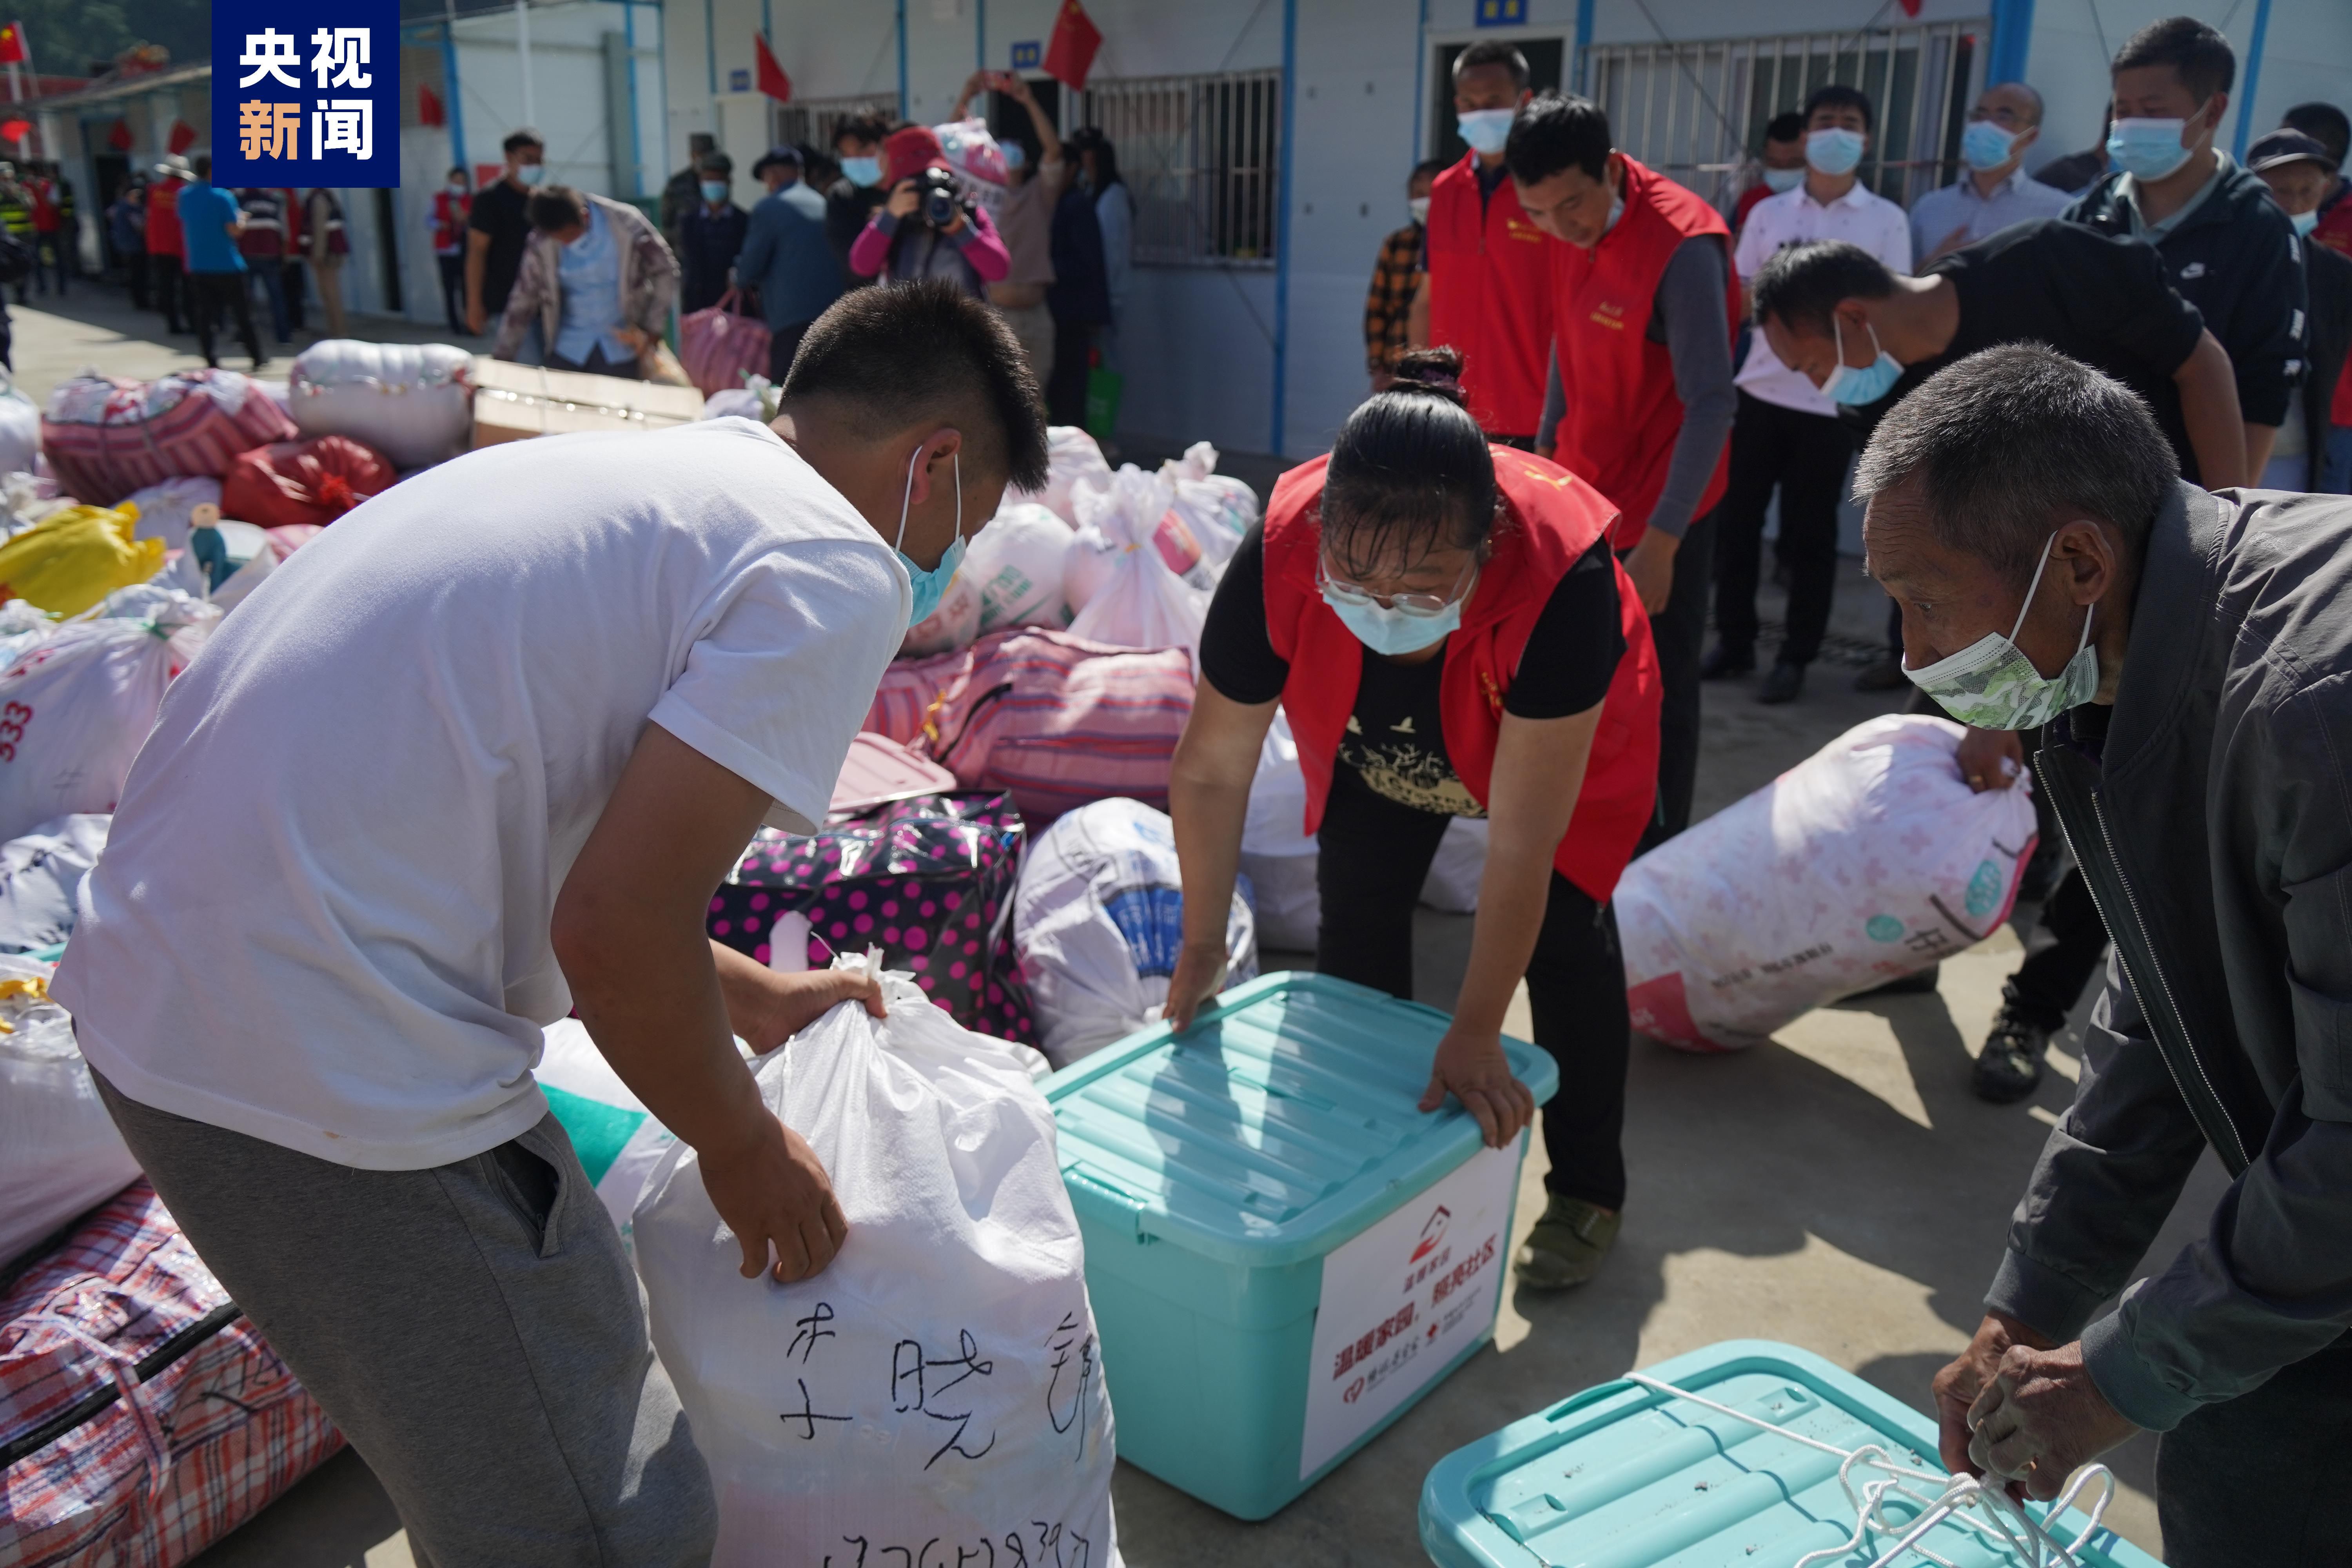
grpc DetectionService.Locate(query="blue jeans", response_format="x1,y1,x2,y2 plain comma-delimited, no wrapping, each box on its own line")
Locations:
2321,424,2352,495
248,261,289,343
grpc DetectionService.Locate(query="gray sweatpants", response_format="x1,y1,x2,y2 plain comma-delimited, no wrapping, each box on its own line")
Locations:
93,1073,716,1568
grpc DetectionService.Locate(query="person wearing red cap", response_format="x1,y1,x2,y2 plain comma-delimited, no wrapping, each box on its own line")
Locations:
846,125,1010,298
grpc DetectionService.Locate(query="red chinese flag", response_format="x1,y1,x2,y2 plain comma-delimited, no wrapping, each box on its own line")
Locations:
419,83,445,126
0,120,25,145
1895,0,1922,12
0,24,23,65
167,119,196,154
1043,0,1101,91
106,118,131,151
754,33,792,103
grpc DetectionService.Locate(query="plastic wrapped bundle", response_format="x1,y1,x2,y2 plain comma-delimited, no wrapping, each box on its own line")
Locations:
287,340,476,469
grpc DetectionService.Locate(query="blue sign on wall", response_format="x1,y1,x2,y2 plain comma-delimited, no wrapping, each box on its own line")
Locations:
1010,40,1041,69
730,67,751,91
1474,0,1527,25
212,0,401,188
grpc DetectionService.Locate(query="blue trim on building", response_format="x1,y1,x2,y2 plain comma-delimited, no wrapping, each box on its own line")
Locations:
1270,0,1298,456
897,0,910,122
1412,0,1428,162
1573,0,1593,94
2232,0,2274,158
624,0,642,196
1987,0,2034,87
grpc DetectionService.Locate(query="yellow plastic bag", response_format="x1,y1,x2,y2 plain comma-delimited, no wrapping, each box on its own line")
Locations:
0,503,164,617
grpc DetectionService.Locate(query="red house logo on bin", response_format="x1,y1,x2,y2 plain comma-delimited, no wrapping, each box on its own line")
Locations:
1409,1205,1450,1265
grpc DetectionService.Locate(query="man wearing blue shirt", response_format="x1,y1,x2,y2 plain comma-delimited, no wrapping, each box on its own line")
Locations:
735,146,843,383
176,156,266,372
1908,82,2072,264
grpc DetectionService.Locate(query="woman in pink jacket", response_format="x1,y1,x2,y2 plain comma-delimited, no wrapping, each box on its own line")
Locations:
848,125,1009,298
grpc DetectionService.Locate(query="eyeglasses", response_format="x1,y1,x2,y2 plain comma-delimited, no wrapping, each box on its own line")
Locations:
1317,553,1478,617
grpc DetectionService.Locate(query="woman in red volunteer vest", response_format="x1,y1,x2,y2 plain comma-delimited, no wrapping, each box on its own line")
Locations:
1163,348,1662,1289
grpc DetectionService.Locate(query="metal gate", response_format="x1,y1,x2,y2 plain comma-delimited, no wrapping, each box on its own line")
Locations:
1074,70,1283,268
1581,19,1986,211
771,93,900,159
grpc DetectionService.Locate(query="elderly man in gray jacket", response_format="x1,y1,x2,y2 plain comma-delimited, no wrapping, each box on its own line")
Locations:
1855,342,2352,1565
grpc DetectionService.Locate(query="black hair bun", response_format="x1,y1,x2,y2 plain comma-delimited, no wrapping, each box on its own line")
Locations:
1388,347,1471,408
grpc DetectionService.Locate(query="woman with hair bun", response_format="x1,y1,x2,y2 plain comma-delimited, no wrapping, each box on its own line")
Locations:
1164,346,1662,1289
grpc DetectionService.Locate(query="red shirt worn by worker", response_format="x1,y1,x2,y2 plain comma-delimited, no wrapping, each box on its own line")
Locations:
145,176,185,257
1261,445,1661,902
1424,152,1554,438
2312,186,2352,428
1546,155,1738,550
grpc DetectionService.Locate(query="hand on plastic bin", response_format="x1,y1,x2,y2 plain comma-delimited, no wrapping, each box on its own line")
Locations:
1422,1025,1536,1148
1161,939,1229,1032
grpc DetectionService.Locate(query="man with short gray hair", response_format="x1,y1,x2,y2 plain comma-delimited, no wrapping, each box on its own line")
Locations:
1861,343,2352,1563
1907,81,2071,263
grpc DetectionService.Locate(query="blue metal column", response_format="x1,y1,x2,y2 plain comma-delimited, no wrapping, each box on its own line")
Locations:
1987,0,2034,87
977,0,986,70
704,0,717,96
1269,0,1298,457
1411,0,1428,162
624,0,643,196
897,0,910,122
2231,0,2274,158
1573,0,1593,94
439,17,468,172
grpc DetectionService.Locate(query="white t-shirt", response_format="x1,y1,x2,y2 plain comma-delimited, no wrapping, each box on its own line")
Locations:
1733,181,1914,416
56,418,908,1171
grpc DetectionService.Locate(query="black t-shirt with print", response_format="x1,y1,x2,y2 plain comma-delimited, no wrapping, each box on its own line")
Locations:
1200,522,1624,817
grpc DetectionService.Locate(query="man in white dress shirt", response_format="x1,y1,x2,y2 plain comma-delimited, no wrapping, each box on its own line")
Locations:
1706,83,1911,704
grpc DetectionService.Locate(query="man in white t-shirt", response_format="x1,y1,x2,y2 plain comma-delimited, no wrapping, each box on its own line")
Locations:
1706,83,1912,705
54,279,1051,1565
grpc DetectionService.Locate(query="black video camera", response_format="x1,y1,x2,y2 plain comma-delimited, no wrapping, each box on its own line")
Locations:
916,167,964,230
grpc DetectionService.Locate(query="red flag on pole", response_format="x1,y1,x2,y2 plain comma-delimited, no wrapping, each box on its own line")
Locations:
106,118,131,151
1043,0,1101,91
167,119,196,154
754,33,792,103
0,120,26,145
0,24,23,65
1895,0,1922,14
419,83,446,126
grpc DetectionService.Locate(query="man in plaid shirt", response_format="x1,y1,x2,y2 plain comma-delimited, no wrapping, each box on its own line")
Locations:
1364,160,1446,392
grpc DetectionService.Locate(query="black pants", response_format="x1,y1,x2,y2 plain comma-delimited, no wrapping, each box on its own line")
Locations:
1046,318,1094,426
150,251,185,332
123,250,148,310
2156,1333,2352,1566
34,234,64,296
1713,392,1851,666
767,319,809,385
1313,769,1630,1209
1629,506,1716,851
547,341,644,381
437,252,466,334
283,259,307,331
187,270,263,368
2002,866,2110,1029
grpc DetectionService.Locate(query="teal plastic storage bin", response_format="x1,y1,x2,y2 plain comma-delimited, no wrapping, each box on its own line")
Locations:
1419,1339,2163,1567
1044,971,1559,1521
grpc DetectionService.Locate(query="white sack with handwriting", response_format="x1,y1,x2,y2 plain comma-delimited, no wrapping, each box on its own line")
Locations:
633,960,1119,1568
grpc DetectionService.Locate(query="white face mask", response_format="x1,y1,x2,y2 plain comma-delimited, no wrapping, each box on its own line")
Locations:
1407,195,1430,224
1902,532,2100,730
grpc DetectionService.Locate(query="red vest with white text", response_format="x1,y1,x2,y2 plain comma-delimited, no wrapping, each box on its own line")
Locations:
1425,152,1555,438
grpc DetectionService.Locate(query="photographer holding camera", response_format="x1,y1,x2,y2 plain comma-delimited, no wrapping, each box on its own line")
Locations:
846,125,1011,298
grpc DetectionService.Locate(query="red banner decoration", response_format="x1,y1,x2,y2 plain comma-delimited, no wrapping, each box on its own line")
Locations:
1044,0,1101,91
754,32,792,103
418,83,445,126
106,118,132,151
0,119,26,144
167,119,197,154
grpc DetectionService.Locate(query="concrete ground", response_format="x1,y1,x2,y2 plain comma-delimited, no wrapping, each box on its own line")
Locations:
14,288,2210,1564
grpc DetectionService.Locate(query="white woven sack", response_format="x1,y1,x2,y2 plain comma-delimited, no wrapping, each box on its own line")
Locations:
288,339,475,469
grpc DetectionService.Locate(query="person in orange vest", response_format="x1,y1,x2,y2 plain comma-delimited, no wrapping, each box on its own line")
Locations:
1508,93,1737,848
1163,348,1662,1289
1407,42,1553,446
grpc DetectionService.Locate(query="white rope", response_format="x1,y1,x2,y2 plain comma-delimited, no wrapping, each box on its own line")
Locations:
1617,1372,2114,1568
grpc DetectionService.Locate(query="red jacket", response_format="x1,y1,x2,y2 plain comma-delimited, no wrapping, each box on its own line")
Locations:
431,188,471,254
1262,446,1661,902
145,178,185,256
1546,156,1737,550
2313,189,2352,427
1424,153,1554,438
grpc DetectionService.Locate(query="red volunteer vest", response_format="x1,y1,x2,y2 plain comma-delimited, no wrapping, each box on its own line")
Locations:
1425,152,1555,438
1548,156,1737,549
1261,447,1661,903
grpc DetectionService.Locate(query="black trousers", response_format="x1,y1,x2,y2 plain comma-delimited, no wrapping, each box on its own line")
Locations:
1629,506,1716,851
2003,866,2110,1029
187,270,263,368
2156,1333,2352,1566
436,252,466,334
1313,769,1630,1209
1713,392,1852,666
149,251,184,332
1046,318,1094,426
123,249,149,310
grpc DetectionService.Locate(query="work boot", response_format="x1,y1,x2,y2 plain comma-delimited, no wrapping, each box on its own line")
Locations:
1513,1194,1621,1290
1973,1007,2049,1103
1757,661,1806,704
1700,642,1755,681
1853,656,1909,692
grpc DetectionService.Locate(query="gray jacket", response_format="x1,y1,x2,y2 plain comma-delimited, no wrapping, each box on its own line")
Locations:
1990,480,2352,1430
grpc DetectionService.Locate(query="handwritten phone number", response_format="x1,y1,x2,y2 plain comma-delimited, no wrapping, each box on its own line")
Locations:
822,1519,1096,1568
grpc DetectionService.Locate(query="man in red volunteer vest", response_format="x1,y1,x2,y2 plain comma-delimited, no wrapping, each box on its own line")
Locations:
1409,41,1553,445
1508,93,1737,846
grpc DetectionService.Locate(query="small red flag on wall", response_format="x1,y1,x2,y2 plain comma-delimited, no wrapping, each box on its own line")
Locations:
167,120,197,154
106,118,131,151
419,83,446,127
754,33,792,103
0,24,24,66
1044,0,1101,91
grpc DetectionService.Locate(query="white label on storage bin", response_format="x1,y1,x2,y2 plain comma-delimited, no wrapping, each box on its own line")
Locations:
1298,1138,1523,1479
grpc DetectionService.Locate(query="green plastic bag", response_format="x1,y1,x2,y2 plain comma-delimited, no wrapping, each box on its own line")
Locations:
1084,365,1123,442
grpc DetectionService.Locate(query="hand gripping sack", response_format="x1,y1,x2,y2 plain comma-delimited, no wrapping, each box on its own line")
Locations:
285,339,475,469
0,954,140,1268
0,606,210,843
1614,714,2039,1052
631,965,1120,1568
219,435,394,529
1014,799,1259,1068
40,371,298,505
679,289,773,399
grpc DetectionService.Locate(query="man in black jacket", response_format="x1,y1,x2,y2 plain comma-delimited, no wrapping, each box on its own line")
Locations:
2247,127,2352,487
1856,344,2351,1566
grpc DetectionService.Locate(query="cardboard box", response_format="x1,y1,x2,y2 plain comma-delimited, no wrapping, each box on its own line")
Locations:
470,358,704,447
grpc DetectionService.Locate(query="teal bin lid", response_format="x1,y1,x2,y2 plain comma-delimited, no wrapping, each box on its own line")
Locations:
1043,971,1559,1269
1418,1339,2163,1568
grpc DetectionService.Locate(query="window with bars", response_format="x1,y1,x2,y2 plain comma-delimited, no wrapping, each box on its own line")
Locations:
1073,70,1283,269
771,93,900,158
1582,20,1983,212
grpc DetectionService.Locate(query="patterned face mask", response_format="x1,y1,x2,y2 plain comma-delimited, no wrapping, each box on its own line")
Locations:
1902,532,2099,730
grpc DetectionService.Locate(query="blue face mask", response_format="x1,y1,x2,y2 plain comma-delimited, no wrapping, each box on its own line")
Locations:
1002,142,1027,172
1762,165,1804,193
2107,116,2197,182
1823,315,1904,407
699,180,728,203
515,162,546,187
1457,109,1515,157
2293,207,2321,237
1319,559,1475,657
841,155,882,188
1806,127,1866,176
895,445,966,627
1961,120,2019,172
